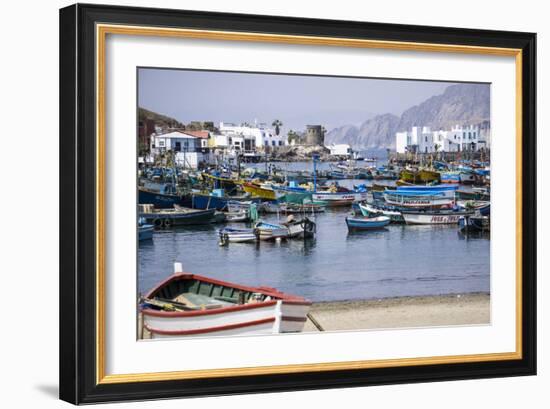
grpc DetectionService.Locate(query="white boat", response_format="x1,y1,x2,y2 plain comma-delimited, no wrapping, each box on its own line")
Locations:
402,210,474,225
141,264,312,338
219,227,257,244
383,192,454,208
281,216,316,239
312,191,368,206
254,221,290,240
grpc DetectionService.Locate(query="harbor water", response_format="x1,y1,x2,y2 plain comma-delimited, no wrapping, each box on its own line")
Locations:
138,176,490,302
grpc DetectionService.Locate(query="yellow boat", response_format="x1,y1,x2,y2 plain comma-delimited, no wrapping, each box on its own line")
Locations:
242,182,280,200
399,169,440,184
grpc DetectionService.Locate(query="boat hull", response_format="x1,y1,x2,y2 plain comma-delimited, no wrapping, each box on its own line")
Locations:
142,273,312,338
403,211,474,225
345,216,390,230
312,191,368,206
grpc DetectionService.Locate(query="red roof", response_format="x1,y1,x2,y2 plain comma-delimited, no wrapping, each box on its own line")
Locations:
184,130,209,139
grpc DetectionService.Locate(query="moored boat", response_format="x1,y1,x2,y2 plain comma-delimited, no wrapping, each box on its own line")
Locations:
383,191,454,209
254,221,290,241
219,227,257,244
141,264,312,338
359,202,404,223
345,215,391,231
138,218,154,241
139,204,217,228
402,210,474,225
458,215,490,233
281,216,316,239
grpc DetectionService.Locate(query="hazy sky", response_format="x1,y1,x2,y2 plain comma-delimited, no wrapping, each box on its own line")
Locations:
138,68,458,132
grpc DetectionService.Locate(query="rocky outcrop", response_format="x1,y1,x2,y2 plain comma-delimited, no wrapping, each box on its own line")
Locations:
326,83,490,150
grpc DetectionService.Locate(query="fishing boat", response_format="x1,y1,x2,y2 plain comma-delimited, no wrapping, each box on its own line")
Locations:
399,168,440,184
254,221,289,241
261,202,325,215
456,200,491,215
139,187,184,209
225,210,249,222
281,216,316,239
458,215,490,233
218,227,257,244
359,202,404,223
345,215,391,231
181,191,256,211
138,218,154,241
440,171,461,184
456,188,490,201
241,182,282,200
383,191,454,208
402,210,474,225
141,264,312,338
139,204,217,228
312,184,368,207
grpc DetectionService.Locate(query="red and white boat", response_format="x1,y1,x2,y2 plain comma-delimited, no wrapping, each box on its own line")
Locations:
141,263,312,338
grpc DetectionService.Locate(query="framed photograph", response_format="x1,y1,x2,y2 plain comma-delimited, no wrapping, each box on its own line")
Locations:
59,3,536,404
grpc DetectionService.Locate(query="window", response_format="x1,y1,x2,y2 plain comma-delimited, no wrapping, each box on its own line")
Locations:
454,135,456,140
265,141,269,146
279,141,283,146
184,141,189,149
425,136,428,142
158,140,165,147
174,141,181,152
272,140,276,146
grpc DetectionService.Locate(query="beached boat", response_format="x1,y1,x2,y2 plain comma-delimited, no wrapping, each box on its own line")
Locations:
141,264,312,338
254,221,289,241
359,202,404,223
218,227,257,244
345,215,391,231
139,204,217,228
402,210,474,225
281,216,316,239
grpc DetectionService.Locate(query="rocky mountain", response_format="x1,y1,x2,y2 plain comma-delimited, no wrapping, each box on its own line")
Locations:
325,83,490,150
138,107,184,128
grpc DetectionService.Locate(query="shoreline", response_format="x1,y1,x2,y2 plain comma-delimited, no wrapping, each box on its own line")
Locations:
303,292,490,332
138,292,490,339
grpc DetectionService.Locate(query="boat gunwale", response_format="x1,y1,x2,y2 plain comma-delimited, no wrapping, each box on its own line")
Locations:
144,317,276,335
142,273,312,317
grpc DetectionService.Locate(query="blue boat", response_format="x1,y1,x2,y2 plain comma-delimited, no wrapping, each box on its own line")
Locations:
345,215,391,231
139,187,184,209
138,218,154,241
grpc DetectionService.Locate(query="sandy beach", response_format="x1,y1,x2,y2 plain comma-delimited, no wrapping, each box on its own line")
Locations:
139,292,489,339
303,292,490,332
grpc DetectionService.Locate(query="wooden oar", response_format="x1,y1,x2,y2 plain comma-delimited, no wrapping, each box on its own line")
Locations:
307,313,325,332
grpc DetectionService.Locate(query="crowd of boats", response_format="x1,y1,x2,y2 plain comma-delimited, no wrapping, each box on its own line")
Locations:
138,159,490,339
138,158,491,243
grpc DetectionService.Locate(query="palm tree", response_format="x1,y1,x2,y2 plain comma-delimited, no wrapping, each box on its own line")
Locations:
272,119,283,136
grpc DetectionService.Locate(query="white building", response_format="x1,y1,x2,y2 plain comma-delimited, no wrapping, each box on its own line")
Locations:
395,124,487,154
149,131,212,169
219,122,287,150
326,143,352,157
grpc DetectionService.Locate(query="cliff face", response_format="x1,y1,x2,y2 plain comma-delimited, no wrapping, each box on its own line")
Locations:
325,83,490,150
